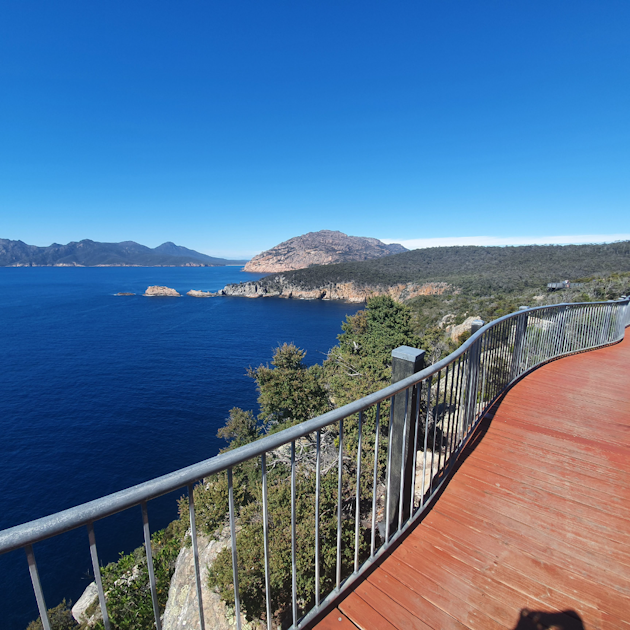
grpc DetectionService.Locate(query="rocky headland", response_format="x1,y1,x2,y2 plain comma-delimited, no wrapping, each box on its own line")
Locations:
243,230,406,273
213,277,450,302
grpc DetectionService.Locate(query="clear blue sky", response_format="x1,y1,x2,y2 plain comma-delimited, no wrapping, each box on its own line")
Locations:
1,1,628,258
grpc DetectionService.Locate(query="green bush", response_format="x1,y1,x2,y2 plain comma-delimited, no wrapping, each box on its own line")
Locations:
27,600,78,630
88,524,180,630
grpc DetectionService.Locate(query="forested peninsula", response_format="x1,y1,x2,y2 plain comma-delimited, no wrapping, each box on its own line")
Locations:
216,240,630,299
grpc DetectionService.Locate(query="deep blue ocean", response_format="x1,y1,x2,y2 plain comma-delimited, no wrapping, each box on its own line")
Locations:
0,267,361,630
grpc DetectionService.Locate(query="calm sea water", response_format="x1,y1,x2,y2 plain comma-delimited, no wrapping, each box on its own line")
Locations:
0,267,361,629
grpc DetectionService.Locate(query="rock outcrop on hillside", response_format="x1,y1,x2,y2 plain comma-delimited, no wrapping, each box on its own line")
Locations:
214,278,450,303
163,529,262,630
445,315,483,341
243,230,406,273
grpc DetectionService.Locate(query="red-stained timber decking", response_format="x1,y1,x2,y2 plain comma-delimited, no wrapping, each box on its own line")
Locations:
314,336,630,630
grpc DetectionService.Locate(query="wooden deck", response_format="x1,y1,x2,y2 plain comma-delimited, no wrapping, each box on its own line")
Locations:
315,336,630,630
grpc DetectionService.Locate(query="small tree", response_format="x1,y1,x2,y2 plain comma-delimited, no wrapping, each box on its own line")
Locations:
249,343,330,433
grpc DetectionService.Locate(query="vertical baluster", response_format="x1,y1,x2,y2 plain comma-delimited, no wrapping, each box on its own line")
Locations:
384,398,395,542
438,363,451,473
588,305,597,347
494,325,503,399
488,327,497,402
25,545,51,630
503,321,512,387
585,305,592,349
227,468,242,630
598,305,606,345
354,411,363,572
315,430,321,605
521,318,531,372
410,384,422,517
448,356,461,456
479,331,489,408
543,307,554,361
455,352,466,448
261,454,272,630
370,403,381,557
141,502,162,630
291,441,297,627
531,313,541,367
420,376,433,508
397,389,410,530
336,419,344,589
186,485,206,630
429,370,441,492
445,358,458,463
87,523,111,630
142,506,161,628
500,321,510,390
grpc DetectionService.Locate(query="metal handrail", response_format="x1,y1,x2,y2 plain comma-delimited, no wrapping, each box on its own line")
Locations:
2,298,629,630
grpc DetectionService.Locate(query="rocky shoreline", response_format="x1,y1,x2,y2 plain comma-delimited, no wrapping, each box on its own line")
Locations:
212,278,451,302
119,282,452,303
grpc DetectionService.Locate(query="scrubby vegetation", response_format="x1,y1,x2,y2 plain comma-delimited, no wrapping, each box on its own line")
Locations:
253,241,630,295
202,296,420,626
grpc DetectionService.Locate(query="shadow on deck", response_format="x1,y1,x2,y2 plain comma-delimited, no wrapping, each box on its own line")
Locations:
313,336,630,630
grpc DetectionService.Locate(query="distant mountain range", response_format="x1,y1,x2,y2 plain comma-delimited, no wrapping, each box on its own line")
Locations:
0,239,247,267
244,230,407,273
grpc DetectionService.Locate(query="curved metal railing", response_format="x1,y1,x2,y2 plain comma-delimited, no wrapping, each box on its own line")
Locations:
1,298,628,630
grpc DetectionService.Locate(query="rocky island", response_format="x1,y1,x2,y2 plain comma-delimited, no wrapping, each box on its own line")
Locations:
243,230,406,273
144,285,181,297
186,289,214,297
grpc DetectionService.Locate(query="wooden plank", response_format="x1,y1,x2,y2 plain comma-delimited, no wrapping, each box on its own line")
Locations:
475,430,630,486
398,528,617,630
440,479,630,567
349,581,435,630
337,591,400,630
417,510,630,622
455,466,630,543
430,488,630,581
366,568,471,630
316,609,359,630
463,435,630,504
392,534,606,629
463,450,630,515
383,552,510,629
425,498,630,592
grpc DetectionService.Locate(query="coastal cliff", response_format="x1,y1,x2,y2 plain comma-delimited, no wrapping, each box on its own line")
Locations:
215,277,450,302
243,230,406,273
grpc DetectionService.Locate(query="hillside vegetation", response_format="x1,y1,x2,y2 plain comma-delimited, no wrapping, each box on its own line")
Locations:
254,241,630,294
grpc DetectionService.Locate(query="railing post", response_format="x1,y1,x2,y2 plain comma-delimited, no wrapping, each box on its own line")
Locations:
470,319,484,335
388,346,425,535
